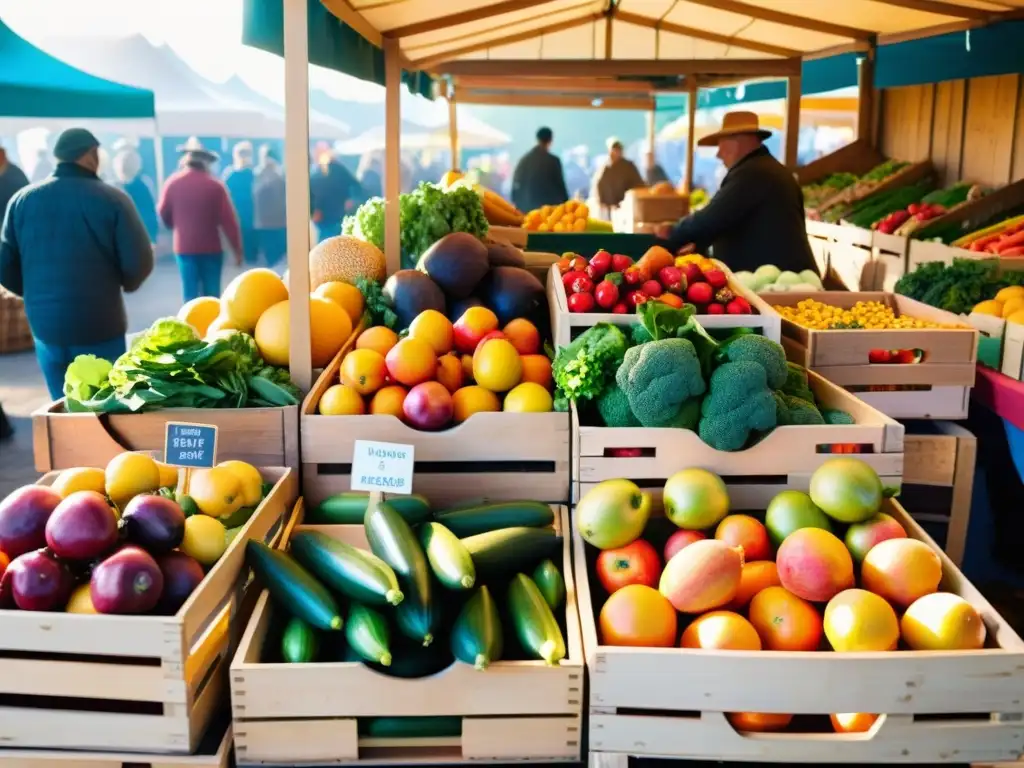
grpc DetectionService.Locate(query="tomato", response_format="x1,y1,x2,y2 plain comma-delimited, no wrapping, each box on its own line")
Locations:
596,539,661,594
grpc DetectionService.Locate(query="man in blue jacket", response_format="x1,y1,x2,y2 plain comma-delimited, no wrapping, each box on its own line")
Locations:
222,141,257,263
0,128,154,400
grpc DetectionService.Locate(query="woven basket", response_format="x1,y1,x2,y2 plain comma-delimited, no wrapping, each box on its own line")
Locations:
0,286,33,354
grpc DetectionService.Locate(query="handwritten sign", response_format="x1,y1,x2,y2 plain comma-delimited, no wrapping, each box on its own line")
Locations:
351,440,414,495
164,422,219,468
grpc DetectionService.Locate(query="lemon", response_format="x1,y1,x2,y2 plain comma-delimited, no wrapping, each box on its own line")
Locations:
319,384,366,415
52,467,106,498
155,461,180,489
221,268,289,332
313,281,365,323
503,382,553,412
188,466,244,518
105,453,161,509
181,515,228,566
217,460,264,507
65,584,97,614
972,299,1004,317
177,296,221,337
995,285,1024,303
1002,296,1024,319
1008,309,1024,326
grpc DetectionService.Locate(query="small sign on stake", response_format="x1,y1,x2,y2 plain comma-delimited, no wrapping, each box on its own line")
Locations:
351,440,414,495
164,422,219,469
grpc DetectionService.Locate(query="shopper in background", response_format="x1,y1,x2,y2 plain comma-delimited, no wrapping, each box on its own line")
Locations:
310,144,361,242
222,141,257,264
511,127,569,213
112,145,159,244
158,137,242,303
0,143,28,219
356,150,383,202
591,138,645,212
254,145,287,270
0,128,153,399
643,150,670,187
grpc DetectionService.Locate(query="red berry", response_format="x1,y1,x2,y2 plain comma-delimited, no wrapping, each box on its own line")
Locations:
707,302,726,314
703,269,728,289
686,282,713,304
641,280,663,297
562,269,587,291
626,290,648,308
594,280,620,310
725,297,752,315
567,292,595,313
570,275,594,294
589,251,612,274
611,302,629,314
611,254,633,273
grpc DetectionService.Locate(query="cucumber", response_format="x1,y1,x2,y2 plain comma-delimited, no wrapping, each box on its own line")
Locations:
461,527,561,580
418,523,475,590
345,603,392,666
451,585,503,670
291,531,404,606
310,492,431,525
365,500,436,646
532,559,565,611
508,573,565,666
433,501,554,537
246,541,342,631
361,716,462,739
282,616,319,663
366,634,454,678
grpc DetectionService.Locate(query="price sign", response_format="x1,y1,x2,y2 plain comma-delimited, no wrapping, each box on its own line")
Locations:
351,440,414,495
164,422,219,468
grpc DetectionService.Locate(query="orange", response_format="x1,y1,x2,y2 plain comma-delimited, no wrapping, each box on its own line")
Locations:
313,281,364,323
900,592,986,651
309,297,353,368
369,385,408,420
436,353,464,393
728,561,781,610
995,285,1024,303
385,337,438,387
340,348,388,395
823,588,900,652
972,300,1003,317
503,382,553,412
318,385,365,415
1002,296,1024,319
861,538,942,608
830,713,878,733
503,319,541,355
727,713,793,732
357,326,399,357
748,586,823,651
451,385,501,423
221,268,289,331
680,611,762,650
177,296,221,337
473,339,522,392
409,310,454,355
599,584,677,647
520,354,553,388
461,354,475,382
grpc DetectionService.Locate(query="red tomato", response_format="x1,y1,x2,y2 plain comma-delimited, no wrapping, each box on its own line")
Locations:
597,539,661,594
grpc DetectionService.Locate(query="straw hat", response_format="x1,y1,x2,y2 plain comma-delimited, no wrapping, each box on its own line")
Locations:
697,111,772,147
175,136,219,162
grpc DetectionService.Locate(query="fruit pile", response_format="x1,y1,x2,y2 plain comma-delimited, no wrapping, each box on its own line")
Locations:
319,308,553,428
522,200,610,233
874,201,946,235
972,285,1024,325
557,247,753,315
0,455,269,615
249,495,568,670
735,264,823,294
578,459,987,734
774,299,958,330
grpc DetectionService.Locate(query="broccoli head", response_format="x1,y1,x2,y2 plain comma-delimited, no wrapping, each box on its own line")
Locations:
780,362,815,404
659,396,702,430
699,360,778,451
616,338,706,428
822,408,855,425
720,334,788,389
596,385,640,427
775,392,825,426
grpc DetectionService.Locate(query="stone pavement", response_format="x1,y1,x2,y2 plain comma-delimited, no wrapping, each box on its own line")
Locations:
0,257,246,496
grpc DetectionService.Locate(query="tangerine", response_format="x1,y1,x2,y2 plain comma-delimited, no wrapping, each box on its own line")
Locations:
369,385,408,419
680,611,762,650
599,584,677,647
312,281,364,323
409,309,455,355
451,386,501,423
715,514,771,561
357,326,400,357
473,339,522,392
520,354,553,388
436,354,465,393
503,382,553,412
340,348,388,395
823,588,900,652
502,318,541,355
727,712,793,732
385,337,438,387
861,538,942,608
319,385,365,415
256,297,353,368
728,561,781,610
748,586,823,651
830,713,878,733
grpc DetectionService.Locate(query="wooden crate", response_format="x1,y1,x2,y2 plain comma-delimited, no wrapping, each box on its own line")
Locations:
913,177,1024,246
573,370,904,509
230,503,583,766
547,265,780,350
872,231,909,292
827,225,875,291
575,498,1024,766
766,291,979,420
822,160,934,214
32,403,299,472
804,219,833,275
487,226,528,248
300,335,570,508
616,189,688,225
0,286,33,355
795,138,885,187
0,468,298,754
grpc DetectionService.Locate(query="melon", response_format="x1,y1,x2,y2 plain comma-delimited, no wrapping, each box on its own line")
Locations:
659,539,742,613
309,235,386,289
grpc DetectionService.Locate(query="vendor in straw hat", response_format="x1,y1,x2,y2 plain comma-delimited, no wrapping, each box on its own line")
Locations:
656,111,817,276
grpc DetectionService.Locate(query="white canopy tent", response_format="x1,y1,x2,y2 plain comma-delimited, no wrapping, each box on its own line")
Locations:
335,115,509,154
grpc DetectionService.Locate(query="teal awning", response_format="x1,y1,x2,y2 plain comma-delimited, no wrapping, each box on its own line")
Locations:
0,20,155,119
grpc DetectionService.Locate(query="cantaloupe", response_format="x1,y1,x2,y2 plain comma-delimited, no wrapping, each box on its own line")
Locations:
309,236,386,289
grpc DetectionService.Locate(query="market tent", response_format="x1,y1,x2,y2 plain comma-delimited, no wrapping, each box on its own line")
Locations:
219,75,351,139
336,115,509,155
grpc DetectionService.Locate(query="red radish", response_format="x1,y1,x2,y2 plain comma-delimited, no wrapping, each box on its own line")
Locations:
611,302,629,314
641,280,663,297
611,253,633,272
707,302,726,314
594,280,620,309
570,275,593,294
623,268,645,286
658,266,684,294
687,282,713,304
726,297,752,314
589,251,612,274
703,269,728,289
568,292,595,313
678,262,702,284
626,290,648,308
562,270,587,291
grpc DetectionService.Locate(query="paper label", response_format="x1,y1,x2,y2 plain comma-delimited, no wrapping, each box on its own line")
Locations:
164,422,219,468
351,440,414,495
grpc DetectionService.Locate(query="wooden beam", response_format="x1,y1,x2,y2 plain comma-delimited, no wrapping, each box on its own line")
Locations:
616,10,799,57
383,37,402,276
682,0,874,41
447,93,459,171
870,0,994,19
685,79,697,194
320,0,383,46
604,10,613,59
432,57,803,77
454,75,656,94
856,50,876,144
385,0,558,39
802,40,872,60
646,109,656,154
785,74,801,169
457,90,655,110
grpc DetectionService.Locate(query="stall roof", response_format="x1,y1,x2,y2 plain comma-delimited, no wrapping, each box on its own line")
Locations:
220,75,352,139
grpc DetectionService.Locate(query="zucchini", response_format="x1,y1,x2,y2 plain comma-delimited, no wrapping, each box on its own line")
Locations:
291,531,404,606
246,541,342,631
365,500,436,646
461,527,561,580
451,585,503,670
361,716,462,739
433,501,554,537
508,573,565,666
532,559,566,611
309,492,431,525
418,522,475,590
346,603,392,666
366,634,454,678
282,616,319,663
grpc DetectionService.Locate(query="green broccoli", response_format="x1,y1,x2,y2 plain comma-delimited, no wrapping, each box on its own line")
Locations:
661,396,702,430
553,323,629,403
780,362,815,404
698,361,778,451
720,334,788,389
596,385,640,427
616,338,705,428
822,409,855,425
775,393,825,426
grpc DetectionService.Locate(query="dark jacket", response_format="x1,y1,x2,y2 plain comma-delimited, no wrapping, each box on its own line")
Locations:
222,165,255,229
663,146,816,275
254,163,287,231
511,145,569,212
116,175,159,242
0,162,29,221
0,163,153,345
592,158,645,208
310,160,361,225
645,163,670,187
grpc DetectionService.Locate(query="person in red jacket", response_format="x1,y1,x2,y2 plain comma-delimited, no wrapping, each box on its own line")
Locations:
158,137,242,302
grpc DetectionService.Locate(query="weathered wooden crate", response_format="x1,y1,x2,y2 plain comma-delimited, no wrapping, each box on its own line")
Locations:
300,334,570,508
547,265,780,350
827,225,875,291
611,191,689,234
871,231,909,292
766,291,979,420
795,138,885,188
575,498,1024,766
0,468,297,754
32,403,299,472
572,370,904,509
230,502,583,766
804,219,833,275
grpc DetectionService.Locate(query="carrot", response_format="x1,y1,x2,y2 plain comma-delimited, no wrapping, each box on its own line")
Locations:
1000,246,1024,257
996,230,1024,252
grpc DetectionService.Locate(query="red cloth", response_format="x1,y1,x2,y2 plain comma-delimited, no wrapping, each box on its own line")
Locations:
158,168,242,256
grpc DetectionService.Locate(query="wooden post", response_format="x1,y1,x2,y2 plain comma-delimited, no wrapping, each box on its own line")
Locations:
283,0,312,390
857,47,876,144
448,90,459,172
685,80,698,193
646,108,656,158
383,37,402,276
785,73,801,169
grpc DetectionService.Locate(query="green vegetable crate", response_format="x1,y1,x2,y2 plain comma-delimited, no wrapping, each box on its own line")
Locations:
230,499,583,765
0,467,297,755
572,370,904,509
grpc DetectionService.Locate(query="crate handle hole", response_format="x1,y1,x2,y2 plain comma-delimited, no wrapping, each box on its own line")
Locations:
603,448,656,458
815,443,875,455
867,348,927,365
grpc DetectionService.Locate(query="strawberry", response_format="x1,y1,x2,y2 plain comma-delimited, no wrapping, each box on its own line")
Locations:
658,266,685,294
707,302,725,315
611,253,634,273
589,250,612,274
611,302,629,314
686,282,713,304
678,262,703,285
641,280,664,297
725,297,752,314
703,268,728,289
594,280,620,310
570,275,594,294
562,269,587,292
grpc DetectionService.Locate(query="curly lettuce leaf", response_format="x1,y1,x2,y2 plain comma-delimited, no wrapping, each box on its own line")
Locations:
64,354,113,402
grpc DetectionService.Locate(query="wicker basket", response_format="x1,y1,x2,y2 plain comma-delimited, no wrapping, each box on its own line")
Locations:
0,286,33,354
